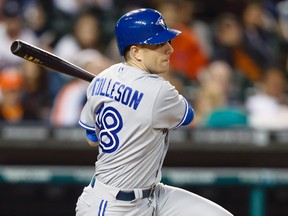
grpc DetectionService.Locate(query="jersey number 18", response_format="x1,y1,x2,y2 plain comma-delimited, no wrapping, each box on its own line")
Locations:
95,106,123,153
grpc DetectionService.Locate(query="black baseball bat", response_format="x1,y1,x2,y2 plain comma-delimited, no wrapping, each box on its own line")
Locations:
10,40,95,82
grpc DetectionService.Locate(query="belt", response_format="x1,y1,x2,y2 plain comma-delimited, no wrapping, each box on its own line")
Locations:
91,176,154,201
116,188,152,201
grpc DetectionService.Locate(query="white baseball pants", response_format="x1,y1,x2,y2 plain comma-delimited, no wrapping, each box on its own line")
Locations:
75,178,233,216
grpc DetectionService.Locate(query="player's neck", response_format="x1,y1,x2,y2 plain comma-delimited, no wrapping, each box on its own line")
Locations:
125,60,150,73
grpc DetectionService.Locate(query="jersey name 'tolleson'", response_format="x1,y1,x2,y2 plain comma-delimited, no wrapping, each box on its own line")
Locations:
91,77,144,110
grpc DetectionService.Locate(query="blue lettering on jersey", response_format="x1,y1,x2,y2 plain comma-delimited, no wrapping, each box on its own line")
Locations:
92,78,144,110
121,87,132,105
99,78,107,96
105,79,113,98
115,84,125,102
92,78,101,95
129,90,144,110
111,81,120,98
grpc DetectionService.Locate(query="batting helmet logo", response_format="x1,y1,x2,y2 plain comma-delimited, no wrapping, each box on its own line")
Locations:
156,17,167,30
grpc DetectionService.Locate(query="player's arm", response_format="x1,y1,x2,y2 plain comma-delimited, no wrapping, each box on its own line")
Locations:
86,129,99,147
78,86,100,147
152,81,195,129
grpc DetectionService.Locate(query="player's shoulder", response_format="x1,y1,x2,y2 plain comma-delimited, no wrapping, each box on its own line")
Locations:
91,62,169,88
99,63,121,74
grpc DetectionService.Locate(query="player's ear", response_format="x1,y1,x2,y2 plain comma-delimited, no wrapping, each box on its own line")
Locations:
130,45,142,61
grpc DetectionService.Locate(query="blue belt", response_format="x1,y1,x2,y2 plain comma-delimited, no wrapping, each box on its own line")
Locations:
116,188,152,201
91,176,153,201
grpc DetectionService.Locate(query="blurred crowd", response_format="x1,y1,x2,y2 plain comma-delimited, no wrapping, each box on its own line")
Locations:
0,0,287,130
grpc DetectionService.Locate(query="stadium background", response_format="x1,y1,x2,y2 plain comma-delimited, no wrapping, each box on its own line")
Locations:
0,0,288,216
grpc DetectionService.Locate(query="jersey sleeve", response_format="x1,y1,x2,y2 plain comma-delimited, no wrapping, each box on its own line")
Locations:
78,81,96,130
152,80,192,130
79,98,95,130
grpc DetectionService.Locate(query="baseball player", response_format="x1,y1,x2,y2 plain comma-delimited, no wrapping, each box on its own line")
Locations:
76,8,233,216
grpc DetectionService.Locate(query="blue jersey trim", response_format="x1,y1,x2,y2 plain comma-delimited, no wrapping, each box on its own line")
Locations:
182,105,194,126
79,120,95,130
172,98,194,130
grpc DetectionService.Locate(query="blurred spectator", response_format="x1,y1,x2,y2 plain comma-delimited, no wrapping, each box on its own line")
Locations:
0,0,284,130
0,68,24,122
192,81,226,127
23,1,50,38
52,0,105,16
211,12,265,99
0,0,38,69
192,61,247,128
51,0,109,39
242,1,279,72
176,0,213,58
53,0,86,16
0,0,4,23
245,67,288,130
105,37,123,63
53,9,104,63
49,0,100,39
50,49,114,126
157,0,208,83
277,1,288,38
50,79,88,126
20,61,53,122
276,0,288,72
198,61,243,105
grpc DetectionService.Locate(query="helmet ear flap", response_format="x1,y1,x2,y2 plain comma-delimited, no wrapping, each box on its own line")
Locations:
115,8,181,56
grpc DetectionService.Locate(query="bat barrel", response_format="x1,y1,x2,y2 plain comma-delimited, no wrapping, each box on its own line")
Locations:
10,40,95,82
10,40,21,54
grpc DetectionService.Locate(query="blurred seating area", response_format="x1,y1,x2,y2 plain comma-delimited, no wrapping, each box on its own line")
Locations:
0,0,287,130
0,2,288,215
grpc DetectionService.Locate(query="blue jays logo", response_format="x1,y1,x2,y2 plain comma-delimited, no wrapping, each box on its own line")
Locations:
156,17,167,29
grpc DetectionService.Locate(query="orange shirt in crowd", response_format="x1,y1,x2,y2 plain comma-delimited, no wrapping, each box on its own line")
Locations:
0,69,24,122
170,25,208,81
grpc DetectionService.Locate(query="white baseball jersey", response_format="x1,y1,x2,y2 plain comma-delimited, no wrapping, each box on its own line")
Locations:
79,62,189,189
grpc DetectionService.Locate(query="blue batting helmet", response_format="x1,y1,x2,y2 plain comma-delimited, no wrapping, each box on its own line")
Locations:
115,8,181,56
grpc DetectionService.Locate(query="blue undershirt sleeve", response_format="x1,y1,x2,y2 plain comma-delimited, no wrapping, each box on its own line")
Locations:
86,129,99,142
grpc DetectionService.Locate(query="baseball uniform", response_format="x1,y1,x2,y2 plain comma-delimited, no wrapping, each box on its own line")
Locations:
76,62,233,216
